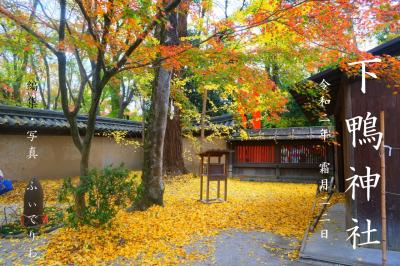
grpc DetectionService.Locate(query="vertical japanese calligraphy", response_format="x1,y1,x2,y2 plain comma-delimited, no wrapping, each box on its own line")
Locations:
318,79,331,124
25,80,40,259
26,81,38,109
318,161,332,240
344,59,382,249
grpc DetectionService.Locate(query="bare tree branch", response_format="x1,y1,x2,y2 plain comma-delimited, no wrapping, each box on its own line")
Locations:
37,0,59,31
239,0,247,11
224,0,229,19
65,22,93,92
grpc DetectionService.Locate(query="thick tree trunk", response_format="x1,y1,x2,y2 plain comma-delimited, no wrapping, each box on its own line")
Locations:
163,107,188,175
130,66,172,210
75,144,91,217
163,2,188,175
129,4,180,211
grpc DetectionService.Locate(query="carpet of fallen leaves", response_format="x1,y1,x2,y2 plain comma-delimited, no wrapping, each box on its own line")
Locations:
38,175,333,265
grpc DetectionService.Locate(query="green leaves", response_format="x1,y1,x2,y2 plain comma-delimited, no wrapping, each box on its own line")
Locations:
58,165,137,228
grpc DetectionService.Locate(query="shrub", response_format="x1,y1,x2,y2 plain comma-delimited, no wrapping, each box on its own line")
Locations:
58,165,136,228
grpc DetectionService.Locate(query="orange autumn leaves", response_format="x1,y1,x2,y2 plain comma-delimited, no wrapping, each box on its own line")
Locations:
42,176,320,265
236,68,287,126
236,0,399,76
340,53,400,94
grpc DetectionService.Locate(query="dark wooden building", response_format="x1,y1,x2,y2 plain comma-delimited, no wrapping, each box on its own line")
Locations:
294,37,400,251
228,127,334,182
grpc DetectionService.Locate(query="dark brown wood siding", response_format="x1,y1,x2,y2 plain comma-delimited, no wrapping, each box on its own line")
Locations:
345,79,400,251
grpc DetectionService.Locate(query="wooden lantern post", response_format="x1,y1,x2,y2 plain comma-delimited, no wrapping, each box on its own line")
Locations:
199,149,230,203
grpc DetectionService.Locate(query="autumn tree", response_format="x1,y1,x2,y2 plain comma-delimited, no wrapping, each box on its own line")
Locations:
0,0,40,103
1,0,399,214
163,0,190,176
127,0,182,210
0,0,182,216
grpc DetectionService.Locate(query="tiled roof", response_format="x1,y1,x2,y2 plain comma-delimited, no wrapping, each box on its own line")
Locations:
0,105,330,140
0,105,236,136
230,126,333,141
207,114,332,140
0,105,142,136
208,114,236,127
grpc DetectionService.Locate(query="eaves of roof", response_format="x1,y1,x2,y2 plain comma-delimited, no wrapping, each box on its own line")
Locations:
291,37,400,117
229,126,333,141
0,104,142,137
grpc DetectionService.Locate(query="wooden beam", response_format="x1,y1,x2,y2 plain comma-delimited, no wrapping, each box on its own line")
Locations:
380,111,387,266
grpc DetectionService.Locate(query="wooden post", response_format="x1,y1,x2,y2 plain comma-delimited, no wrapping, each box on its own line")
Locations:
218,156,221,200
206,155,210,202
224,178,227,201
224,153,228,201
217,154,221,199
217,181,220,199
275,142,281,179
380,111,387,266
229,145,234,177
206,179,210,202
200,156,204,201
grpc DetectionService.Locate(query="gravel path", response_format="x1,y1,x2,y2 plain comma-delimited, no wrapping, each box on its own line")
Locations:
0,234,48,265
190,230,340,266
0,203,49,265
0,229,340,265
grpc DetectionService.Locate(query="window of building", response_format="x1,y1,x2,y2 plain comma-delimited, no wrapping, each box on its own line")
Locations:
280,144,326,164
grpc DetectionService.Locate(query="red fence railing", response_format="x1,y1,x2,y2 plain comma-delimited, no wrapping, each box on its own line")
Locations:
235,145,275,163
234,144,327,164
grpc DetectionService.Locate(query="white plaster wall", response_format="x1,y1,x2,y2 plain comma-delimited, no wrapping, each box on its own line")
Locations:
0,134,143,181
0,133,226,180
182,137,228,174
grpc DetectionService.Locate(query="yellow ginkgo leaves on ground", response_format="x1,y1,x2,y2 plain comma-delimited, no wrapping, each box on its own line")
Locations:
0,178,69,205
40,175,341,265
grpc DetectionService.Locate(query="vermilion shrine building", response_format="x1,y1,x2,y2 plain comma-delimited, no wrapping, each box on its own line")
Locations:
228,127,334,182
